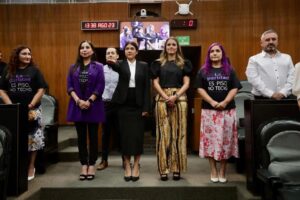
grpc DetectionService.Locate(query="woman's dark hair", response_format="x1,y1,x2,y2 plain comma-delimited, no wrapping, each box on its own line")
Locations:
124,41,139,52
7,45,35,78
202,42,231,75
73,40,97,72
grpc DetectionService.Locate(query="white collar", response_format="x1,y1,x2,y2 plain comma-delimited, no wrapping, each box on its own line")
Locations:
261,50,281,57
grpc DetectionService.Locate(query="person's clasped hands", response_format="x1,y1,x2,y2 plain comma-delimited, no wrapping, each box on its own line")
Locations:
271,92,285,100
78,99,91,110
211,100,228,110
165,94,177,108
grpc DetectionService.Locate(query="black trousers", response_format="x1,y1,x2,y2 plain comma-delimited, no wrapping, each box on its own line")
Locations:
75,122,99,165
101,102,120,161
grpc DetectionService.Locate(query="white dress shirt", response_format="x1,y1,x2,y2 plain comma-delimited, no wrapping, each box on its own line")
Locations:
292,62,300,99
127,59,136,88
102,64,119,101
245,51,295,98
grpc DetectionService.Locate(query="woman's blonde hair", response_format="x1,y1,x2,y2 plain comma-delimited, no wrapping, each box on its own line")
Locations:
158,37,185,68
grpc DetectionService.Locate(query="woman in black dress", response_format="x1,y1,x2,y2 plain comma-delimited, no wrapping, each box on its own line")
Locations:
108,41,150,182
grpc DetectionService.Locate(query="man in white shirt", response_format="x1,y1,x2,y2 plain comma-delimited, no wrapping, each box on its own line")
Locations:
97,47,120,170
245,29,295,100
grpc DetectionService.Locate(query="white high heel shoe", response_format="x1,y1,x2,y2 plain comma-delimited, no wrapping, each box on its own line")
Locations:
218,177,227,183
210,175,219,183
28,168,35,181
210,177,219,183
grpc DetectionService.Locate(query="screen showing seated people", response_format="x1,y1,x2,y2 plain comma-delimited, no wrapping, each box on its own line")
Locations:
120,21,170,50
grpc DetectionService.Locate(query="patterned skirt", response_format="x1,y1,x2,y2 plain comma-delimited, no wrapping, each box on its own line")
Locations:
199,108,239,161
155,88,188,174
28,106,45,151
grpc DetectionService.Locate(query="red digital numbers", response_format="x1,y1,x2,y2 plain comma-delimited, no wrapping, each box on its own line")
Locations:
107,23,115,28
81,21,119,31
84,23,90,28
188,20,194,27
171,19,197,29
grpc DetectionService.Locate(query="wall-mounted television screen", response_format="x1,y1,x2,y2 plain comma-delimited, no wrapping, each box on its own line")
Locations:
120,21,170,50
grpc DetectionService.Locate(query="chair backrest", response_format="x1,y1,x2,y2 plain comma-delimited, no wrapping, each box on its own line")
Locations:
234,92,254,127
0,125,11,171
267,131,300,162
239,80,252,93
41,94,57,126
258,119,300,169
267,130,300,182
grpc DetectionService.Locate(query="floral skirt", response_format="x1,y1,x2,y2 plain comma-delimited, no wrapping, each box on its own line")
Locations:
199,108,239,161
28,106,45,151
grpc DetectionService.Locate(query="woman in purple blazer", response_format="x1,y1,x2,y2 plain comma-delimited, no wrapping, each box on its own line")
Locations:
66,40,105,181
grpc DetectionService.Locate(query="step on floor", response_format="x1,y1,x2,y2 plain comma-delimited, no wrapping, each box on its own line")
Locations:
8,154,260,200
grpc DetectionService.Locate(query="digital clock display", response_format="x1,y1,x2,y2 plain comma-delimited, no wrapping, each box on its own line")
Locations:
81,20,119,31
170,19,197,29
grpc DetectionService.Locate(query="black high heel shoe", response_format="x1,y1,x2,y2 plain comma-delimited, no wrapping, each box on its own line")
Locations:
131,176,139,182
131,165,140,182
86,174,95,180
124,164,132,182
124,176,132,182
79,165,88,181
86,165,95,180
173,172,180,181
160,174,168,181
79,174,87,181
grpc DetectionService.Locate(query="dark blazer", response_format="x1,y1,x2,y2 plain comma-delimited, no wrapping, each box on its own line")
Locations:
111,60,150,112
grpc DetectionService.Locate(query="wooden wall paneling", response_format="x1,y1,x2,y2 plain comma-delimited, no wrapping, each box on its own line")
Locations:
1,0,300,125
225,0,254,80
0,5,9,61
282,0,298,62
90,3,128,48
271,0,300,63
128,3,162,18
